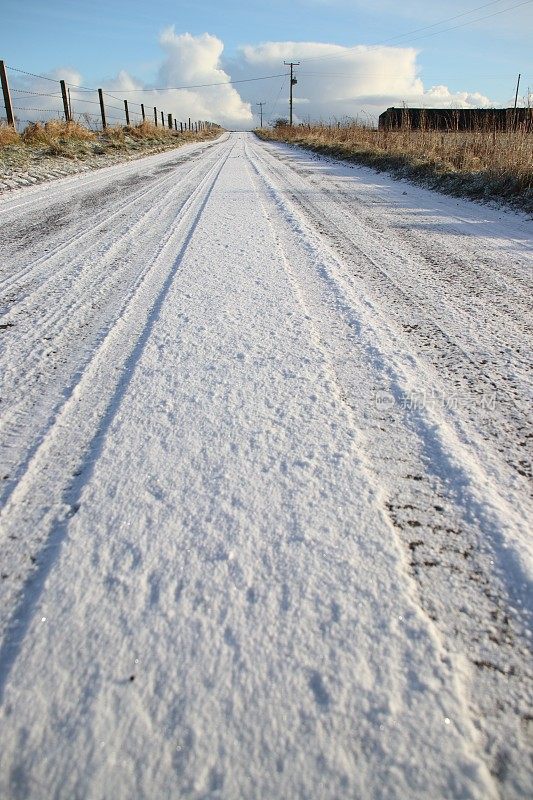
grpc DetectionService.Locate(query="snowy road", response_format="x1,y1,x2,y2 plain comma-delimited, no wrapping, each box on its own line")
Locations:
0,132,532,798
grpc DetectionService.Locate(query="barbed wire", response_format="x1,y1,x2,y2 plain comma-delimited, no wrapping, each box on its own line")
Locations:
13,106,64,113
12,90,63,97
6,66,60,83
4,63,225,129
6,65,97,92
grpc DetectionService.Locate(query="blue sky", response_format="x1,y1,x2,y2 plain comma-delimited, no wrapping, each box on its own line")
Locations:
2,0,532,127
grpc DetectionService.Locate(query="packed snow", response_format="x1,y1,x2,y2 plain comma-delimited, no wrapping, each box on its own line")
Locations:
0,132,531,799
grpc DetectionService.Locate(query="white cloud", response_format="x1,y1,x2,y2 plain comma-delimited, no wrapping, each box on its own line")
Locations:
101,29,253,129
233,41,494,126
7,31,253,130
5,33,495,131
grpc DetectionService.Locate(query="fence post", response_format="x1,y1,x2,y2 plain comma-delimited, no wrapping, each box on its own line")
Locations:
141,103,145,121
154,106,158,126
60,79,70,122
188,117,191,131
98,88,107,129
180,121,183,133
167,113,172,129
174,119,177,131
160,110,164,127
0,60,15,128
124,100,130,126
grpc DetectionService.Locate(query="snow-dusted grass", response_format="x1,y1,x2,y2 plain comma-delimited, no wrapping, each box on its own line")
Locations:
0,120,223,189
257,123,533,212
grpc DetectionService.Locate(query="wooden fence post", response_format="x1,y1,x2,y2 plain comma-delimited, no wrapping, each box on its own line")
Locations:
154,106,158,126
167,113,172,129
60,79,70,122
174,119,177,131
141,103,145,121
180,121,183,133
160,110,164,127
188,117,191,131
0,60,15,128
124,100,130,126
98,89,107,129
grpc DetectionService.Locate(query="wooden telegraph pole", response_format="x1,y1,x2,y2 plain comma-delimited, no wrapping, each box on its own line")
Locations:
514,73,521,110
284,61,299,126
256,101,265,127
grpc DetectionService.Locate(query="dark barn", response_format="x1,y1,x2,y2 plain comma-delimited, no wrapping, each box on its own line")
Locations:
378,107,533,131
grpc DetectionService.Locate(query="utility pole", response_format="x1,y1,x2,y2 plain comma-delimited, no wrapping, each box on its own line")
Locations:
284,61,300,126
514,73,521,109
256,101,265,128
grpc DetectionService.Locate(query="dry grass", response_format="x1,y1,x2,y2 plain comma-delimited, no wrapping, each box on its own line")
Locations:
22,120,96,145
0,123,20,146
257,122,533,209
126,120,175,140
0,119,223,175
125,120,222,142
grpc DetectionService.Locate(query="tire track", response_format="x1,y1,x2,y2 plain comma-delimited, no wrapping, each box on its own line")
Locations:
0,140,235,642
0,140,224,301
249,141,532,479
0,145,230,509
246,136,533,795
0,136,224,218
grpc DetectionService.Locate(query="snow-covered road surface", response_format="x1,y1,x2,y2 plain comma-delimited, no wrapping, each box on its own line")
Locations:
0,132,531,799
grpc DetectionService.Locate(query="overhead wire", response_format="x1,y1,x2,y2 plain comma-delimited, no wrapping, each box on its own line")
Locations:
297,0,532,63
117,73,289,92
267,77,288,124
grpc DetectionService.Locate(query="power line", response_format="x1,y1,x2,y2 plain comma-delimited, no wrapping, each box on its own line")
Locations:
267,77,287,124
402,0,532,44
6,64,288,95
372,0,514,46
298,71,533,79
116,73,289,92
298,0,532,64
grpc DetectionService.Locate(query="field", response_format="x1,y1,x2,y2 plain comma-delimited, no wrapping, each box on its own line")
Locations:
256,121,533,212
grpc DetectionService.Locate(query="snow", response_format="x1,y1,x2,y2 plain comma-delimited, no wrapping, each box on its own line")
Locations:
0,132,531,798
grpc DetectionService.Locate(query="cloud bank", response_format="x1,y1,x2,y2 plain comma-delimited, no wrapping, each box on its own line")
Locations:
6,31,495,130
234,41,494,126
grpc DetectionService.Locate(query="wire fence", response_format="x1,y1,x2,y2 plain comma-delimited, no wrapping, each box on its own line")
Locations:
0,60,221,134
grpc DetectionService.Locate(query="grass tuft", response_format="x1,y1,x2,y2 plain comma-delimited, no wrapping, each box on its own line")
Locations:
0,124,20,146
21,120,96,145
